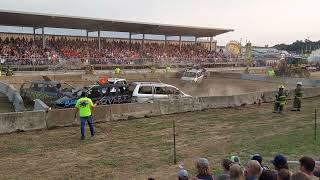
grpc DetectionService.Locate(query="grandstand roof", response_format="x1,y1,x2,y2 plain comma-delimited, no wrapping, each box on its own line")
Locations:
0,10,233,37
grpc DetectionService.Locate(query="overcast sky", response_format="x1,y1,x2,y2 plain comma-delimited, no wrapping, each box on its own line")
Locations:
0,0,319,46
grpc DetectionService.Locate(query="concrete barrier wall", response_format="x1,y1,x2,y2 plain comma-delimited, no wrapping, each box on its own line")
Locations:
0,111,46,134
1,86,320,134
0,81,25,112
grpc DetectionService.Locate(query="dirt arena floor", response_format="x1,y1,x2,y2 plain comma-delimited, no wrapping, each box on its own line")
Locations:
0,97,319,179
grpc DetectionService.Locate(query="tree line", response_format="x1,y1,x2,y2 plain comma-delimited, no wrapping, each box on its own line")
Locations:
273,40,320,54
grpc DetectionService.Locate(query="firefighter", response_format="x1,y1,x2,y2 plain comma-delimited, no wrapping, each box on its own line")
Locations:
114,67,121,75
273,85,288,114
165,65,171,73
292,82,303,111
6,66,13,76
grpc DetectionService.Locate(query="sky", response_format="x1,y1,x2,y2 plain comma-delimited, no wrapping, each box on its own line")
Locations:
0,0,319,46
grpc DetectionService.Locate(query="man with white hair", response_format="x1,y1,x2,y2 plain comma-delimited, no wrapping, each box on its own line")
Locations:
292,82,303,111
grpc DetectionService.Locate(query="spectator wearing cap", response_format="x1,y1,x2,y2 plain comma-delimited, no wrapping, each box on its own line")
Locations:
216,159,232,180
230,155,241,165
258,170,277,180
244,160,262,180
195,158,214,180
251,154,269,171
277,169,291,180
230,164,245,180
299,156,318,180
177,168,188,180
271,154,288,171
291,172,311,180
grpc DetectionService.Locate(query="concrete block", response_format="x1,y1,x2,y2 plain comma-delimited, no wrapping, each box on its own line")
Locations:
46,109,76,128
34,99,50,111
0,111,46,134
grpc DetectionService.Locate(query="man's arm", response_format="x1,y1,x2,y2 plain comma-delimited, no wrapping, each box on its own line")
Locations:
74,107,78,118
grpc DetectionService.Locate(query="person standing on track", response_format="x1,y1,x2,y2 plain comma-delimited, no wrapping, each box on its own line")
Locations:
292,82,303,111
273,85,288,114
74,92,97,140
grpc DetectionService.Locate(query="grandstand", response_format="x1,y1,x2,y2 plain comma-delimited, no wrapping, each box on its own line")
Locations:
0,10,234,69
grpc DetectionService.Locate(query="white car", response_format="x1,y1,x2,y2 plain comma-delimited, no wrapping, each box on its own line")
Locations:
130,82,191,103
181,68,205,83
108,78,127,85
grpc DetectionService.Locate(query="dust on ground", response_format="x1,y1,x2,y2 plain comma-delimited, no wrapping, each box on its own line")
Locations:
0,97,319,179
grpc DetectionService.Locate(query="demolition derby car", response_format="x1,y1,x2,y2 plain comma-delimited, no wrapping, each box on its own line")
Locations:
20,79,75,106
55,83,131,108
180,67,206,83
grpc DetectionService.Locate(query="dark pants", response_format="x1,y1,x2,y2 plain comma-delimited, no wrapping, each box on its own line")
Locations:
274,102,284,113
293,97,301,110
80,116,94,138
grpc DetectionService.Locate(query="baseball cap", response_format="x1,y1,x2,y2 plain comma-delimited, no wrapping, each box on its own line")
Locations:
230,155,241,164
271,154,287,167
197,158,209,167
177,169,188,179
251,154,263,165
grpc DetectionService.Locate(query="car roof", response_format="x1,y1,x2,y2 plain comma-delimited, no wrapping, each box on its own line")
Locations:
185,69,202,73
108,78,126,82
25,80,59,85
132,82,175,87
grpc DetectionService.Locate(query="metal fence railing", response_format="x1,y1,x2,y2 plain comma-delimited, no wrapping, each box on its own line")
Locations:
0,56,248,71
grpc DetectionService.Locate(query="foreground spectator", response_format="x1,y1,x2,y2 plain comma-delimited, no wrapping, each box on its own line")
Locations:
244,160,261,180
177,168,188,180
195,158,215,180
229,164,245,180
216,159,232,180
230,155,241,165
251,154,269,170
277,169,291,180
291,172,311,180
258,170,277,180
271,154,288,171
299,156,318,180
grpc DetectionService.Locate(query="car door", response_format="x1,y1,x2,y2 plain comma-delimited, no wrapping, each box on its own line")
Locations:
136,85,154,103
154,86,169,100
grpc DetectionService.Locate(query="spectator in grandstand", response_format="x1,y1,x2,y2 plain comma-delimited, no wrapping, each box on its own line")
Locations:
314,163,320,177
291,172,311,180
277,169,291,180
229,164,245,180
251,154,269,171
258,170,277,180
194,158,214,180
216,159,232,180
244,160,262,180
271,154,288,171
177,168,189,180
299,156,318,180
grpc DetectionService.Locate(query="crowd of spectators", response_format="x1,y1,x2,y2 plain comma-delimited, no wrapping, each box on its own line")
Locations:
148,154,320,180
0,36,229,66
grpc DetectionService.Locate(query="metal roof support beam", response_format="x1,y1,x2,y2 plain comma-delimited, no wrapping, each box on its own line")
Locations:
165,35,167,51
142,34,145,52
129,32,132,50
179,36,182,51
209,37,213,51
33,27,36,40
98,30,101,51
42,27,45,49
86,30,89,42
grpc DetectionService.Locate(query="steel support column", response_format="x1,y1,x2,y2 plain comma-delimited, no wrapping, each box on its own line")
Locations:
142,34,145,52
42,27,45,49
179,36,182,51
209,37,213,51
129,32,132,50
33,27,36,40
98,30,101,51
